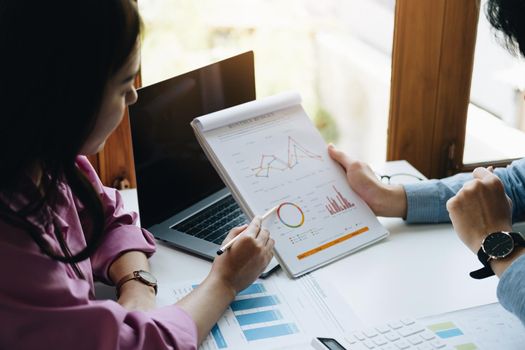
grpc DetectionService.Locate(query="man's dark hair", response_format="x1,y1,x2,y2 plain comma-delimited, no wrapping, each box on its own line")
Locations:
486,0,525,57
0,0,141,264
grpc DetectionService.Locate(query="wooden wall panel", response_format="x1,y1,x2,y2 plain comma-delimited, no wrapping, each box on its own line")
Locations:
388,0,480,178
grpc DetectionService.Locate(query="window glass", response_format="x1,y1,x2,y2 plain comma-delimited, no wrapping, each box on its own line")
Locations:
138,0,395,163
465,0,525,163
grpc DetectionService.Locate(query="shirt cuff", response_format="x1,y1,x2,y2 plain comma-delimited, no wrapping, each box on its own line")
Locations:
496,253,525,322
404,180,449,223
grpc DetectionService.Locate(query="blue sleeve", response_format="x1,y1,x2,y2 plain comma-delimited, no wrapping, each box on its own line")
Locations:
403,173,472,223
493,158,525,222
497,254,525,325
404,158,525,224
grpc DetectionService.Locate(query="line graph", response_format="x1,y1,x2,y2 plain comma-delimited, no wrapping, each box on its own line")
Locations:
252,136,323,177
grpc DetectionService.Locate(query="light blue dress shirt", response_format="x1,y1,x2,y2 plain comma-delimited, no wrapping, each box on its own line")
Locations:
403,158,525,324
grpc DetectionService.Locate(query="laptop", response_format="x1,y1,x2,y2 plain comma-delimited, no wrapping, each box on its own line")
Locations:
129,52,279,276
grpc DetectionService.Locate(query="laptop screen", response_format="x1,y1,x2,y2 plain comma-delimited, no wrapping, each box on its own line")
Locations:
129,52,256,228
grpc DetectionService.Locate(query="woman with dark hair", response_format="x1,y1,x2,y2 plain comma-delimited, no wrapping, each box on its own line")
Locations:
329,0,525,325
0,1,273,349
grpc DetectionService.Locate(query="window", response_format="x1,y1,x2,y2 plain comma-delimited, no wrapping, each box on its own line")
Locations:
465,0,525,164
138,0,395,164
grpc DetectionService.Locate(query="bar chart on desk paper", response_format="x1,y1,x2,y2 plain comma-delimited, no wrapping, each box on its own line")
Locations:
164,270,361,350
198,281,302,349
228,284,299,342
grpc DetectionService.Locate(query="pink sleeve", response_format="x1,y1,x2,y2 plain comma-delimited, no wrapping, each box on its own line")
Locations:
0,232,197,350
11,302,199,350
75,156,156,284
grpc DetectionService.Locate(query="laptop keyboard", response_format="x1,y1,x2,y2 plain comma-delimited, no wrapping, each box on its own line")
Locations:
171,196,248,244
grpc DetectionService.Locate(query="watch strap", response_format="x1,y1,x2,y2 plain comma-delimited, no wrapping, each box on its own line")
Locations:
469,266,495,279
510,232,525,247
115,270,158,298
470,248,495,279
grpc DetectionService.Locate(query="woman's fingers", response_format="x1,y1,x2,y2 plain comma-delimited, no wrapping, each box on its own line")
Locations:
222,224,248,244
244,216,262,238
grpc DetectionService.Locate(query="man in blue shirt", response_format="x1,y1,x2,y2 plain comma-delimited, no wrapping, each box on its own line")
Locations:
329,0,525,324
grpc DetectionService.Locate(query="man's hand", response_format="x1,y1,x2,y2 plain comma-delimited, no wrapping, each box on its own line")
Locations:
328,144,407,218
446,167,513,254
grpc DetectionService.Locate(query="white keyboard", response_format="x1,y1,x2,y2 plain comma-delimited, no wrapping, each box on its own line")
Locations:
342,318,453,350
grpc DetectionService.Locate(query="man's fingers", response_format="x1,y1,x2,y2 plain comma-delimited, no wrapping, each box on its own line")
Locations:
472,166,496,180
328,144,353,169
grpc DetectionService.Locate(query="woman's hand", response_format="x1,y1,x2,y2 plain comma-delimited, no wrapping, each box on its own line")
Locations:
208,217,274,295
176,217,274,344
328,144,407,218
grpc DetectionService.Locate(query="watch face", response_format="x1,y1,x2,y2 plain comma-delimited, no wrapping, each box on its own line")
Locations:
482,232,514,259
137,270,157,285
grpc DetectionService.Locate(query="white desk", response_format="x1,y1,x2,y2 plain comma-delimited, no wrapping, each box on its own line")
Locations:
118,161,504,326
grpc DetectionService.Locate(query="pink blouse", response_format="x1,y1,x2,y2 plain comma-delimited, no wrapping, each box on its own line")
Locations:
0,156,197,350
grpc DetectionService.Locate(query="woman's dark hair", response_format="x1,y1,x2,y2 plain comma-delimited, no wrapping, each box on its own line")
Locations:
486,0,525,57
0,0,141,264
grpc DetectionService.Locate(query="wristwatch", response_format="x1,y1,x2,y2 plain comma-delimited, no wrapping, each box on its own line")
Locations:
470,231,525,279
115,270,158,297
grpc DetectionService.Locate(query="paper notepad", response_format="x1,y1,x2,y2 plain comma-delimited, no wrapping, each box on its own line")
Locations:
191,92,389,277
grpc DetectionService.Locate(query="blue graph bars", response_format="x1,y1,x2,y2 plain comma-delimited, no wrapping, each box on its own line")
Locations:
243,323,299,341
236,310,283,326
232,292,299,341
206,282,301,347
237,283,266,296
211,324,228,349
230,295,280,311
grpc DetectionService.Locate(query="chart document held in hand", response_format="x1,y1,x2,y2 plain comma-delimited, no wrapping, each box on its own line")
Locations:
191,92,389,277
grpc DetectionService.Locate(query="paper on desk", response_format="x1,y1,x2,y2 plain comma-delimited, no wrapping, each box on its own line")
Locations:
418,302,525,350
157,269,362,350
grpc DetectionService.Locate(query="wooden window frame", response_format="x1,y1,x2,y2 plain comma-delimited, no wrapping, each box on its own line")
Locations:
388,0,493,179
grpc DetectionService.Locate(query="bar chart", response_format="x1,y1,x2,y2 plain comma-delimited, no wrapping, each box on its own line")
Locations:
200,283,292,347
163,270,362,350
207,282,299,347
325,185,355,215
